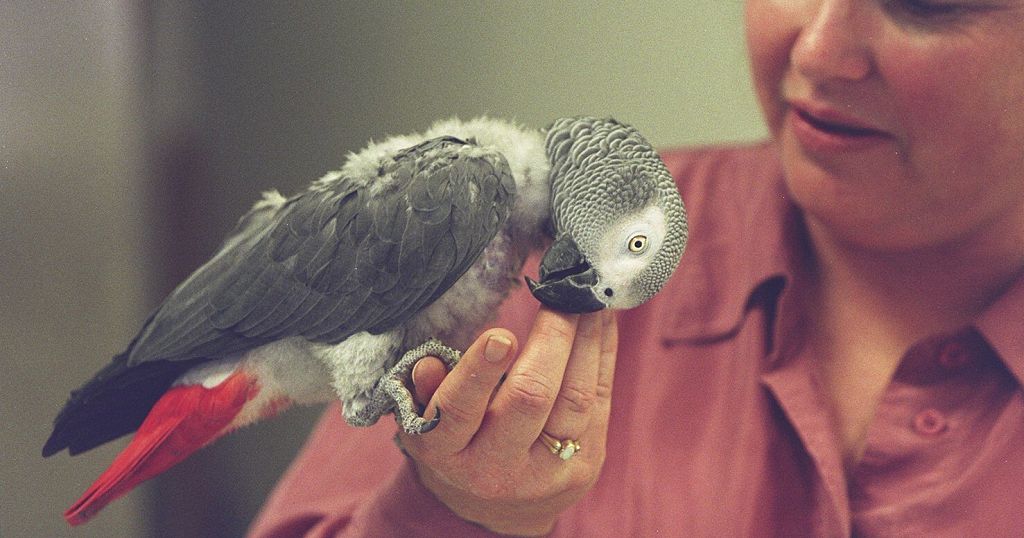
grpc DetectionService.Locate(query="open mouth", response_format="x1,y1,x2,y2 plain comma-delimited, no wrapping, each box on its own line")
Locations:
795,109,886,138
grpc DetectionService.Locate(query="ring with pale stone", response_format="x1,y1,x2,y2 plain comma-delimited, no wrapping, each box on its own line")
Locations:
539,431,581,461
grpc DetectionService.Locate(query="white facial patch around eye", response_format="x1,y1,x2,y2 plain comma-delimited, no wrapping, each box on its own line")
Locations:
591,206,667,306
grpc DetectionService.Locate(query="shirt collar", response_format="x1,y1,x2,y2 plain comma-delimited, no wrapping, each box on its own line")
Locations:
976,274,1024,387
660,145,798,344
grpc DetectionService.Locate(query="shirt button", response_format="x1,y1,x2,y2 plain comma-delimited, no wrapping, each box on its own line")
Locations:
913,409,948,436
938,341,971,369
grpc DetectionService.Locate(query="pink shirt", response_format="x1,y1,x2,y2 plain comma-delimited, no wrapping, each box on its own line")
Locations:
249,144,1024,537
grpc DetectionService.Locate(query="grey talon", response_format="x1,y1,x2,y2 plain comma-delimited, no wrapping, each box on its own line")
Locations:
418,407,442,434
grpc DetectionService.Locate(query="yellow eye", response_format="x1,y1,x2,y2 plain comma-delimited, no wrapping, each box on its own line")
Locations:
628,234,648,253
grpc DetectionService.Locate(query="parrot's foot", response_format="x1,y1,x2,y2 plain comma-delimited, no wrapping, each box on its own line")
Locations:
348,339,461,434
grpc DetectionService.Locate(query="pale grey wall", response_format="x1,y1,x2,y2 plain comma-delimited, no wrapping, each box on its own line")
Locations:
2,2,765,537
1,2,150,537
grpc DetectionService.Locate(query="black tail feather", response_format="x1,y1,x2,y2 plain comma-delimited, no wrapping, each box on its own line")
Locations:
43,354,206,457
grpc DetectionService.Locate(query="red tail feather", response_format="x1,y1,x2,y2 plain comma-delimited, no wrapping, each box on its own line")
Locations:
64,370,260,526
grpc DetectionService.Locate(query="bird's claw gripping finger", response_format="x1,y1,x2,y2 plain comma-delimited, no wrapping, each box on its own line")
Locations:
354,339,461,434
390,339,460,434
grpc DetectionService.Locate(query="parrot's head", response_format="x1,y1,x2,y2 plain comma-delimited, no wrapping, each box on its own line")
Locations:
527,117,688,313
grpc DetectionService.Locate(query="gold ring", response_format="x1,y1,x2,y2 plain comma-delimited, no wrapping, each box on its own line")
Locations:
539,430,581,460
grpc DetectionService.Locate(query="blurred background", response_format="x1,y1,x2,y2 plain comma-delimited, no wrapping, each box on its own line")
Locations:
1,2,766,536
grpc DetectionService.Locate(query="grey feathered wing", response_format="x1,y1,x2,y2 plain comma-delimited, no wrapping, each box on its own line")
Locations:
44,135,516,456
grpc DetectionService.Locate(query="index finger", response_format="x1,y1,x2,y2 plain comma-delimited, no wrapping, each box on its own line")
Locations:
483,307,580,451
402,328,517,456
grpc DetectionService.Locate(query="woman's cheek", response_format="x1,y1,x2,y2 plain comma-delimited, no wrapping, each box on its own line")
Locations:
744,0,800,135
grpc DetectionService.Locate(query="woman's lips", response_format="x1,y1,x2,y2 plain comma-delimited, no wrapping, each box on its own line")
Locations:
786,104,892,154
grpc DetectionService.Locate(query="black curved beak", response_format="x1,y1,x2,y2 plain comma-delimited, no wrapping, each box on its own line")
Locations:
525,234,606,314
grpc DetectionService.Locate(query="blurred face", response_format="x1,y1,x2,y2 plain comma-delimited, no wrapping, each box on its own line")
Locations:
745,0,1024,251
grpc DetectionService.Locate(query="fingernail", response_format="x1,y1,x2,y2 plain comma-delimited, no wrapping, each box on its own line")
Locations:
484,335,512,363
411,359,424,381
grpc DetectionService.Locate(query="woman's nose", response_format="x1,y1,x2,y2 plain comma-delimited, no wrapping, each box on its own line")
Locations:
790,0,874,83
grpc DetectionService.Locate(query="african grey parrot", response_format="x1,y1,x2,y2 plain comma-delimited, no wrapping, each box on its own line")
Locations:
43,116,688,525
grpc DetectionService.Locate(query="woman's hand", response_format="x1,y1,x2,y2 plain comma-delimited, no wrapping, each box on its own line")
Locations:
400,307,618,536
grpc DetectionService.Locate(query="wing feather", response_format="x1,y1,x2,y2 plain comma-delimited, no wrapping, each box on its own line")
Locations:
128,136,513,365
